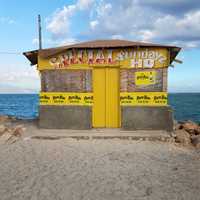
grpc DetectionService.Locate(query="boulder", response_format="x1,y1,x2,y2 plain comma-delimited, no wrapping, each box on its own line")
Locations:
182,121,199,135
191,135,200,149
195,126,200,135
0,115,9,123
11,125,26,137
175,129,191,145
173,120,182,130
0,124,8,136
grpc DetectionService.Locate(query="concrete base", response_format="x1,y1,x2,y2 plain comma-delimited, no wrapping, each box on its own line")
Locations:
39,106,92,129
122,106,174,131
29,129,172,142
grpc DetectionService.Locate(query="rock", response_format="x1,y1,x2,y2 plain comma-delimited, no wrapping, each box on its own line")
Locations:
174,129,191,145
11,125,25,137
0,115,9,123
182,121,199,135
173,120,182,130
191,135,200,148
6,125,25,144
0,125,8,136
195,127,200,135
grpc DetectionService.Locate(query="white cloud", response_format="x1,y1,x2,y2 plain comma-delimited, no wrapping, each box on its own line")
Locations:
111,34,123,39
139,11,200,48
47,5,77,39
86,0,200,48
77,0,94,10
0,63,40,93
96,2,112,17
60,38,78,45
46,0,200,48
32,38,39,45
90,20,99,30
46,0,95,39
0,17,15,24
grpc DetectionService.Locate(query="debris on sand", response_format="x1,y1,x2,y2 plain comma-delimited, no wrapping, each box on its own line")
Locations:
175,129,191,146
6,125,26,144
174,120,200,148
0,124,8,136
0,116,26,144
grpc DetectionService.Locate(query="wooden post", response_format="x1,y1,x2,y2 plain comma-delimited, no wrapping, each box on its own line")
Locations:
38,14,42,49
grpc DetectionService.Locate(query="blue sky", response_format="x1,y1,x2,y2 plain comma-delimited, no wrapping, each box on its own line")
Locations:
0,0,200,93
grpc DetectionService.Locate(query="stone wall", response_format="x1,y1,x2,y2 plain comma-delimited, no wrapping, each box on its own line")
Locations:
39,106,92,129
121,106,173,131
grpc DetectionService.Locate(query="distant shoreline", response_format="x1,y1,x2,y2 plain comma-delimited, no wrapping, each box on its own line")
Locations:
0,92,200,95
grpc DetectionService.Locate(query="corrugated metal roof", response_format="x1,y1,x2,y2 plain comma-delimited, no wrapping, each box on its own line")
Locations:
23,39,181,65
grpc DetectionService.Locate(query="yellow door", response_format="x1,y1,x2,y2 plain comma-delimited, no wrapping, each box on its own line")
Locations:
92,67,120,128
92,68,106,127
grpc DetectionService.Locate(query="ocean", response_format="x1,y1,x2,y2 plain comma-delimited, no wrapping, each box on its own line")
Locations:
0,93,199,123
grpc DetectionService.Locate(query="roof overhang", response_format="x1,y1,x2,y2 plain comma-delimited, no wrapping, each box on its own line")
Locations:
23,39,181,66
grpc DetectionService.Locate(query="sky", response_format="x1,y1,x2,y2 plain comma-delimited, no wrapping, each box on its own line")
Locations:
0,0,200,93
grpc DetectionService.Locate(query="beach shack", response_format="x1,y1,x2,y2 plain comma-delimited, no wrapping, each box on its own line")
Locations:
23,39,181,130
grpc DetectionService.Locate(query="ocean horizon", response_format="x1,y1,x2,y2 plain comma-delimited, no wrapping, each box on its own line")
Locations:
0,93,199,124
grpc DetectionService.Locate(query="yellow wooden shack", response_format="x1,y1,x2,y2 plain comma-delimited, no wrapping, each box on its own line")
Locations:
24,39,181,130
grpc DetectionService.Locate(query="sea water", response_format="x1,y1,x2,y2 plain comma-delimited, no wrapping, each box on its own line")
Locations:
0,93,199,123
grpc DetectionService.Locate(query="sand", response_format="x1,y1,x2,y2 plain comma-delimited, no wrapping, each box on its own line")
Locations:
0,126,200,200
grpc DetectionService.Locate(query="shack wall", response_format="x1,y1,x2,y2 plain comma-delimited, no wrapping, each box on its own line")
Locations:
120,68,172,131
38,46,172,130
40,69,92,129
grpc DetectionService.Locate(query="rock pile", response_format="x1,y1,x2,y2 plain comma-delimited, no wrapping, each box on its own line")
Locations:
0,115,26,144
174,120,200,148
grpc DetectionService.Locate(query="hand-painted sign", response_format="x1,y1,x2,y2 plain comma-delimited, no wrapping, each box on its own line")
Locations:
38,48,169,70
40,93,93,106
135,71,156,85
120,92,167,106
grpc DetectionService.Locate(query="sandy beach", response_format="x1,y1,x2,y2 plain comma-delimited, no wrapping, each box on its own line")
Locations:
0,121,200,200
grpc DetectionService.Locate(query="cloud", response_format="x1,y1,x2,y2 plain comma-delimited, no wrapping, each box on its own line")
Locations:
60,38,78,45
46,5,77,39
32,38,39,45
140,11,200,48
111,34,123,39
90,20,98,30
46,0,200,48
139,0,200,15
46,0,94,39
88,0,200,48
0,17,15,24
0,66,40,94
77,0,94,10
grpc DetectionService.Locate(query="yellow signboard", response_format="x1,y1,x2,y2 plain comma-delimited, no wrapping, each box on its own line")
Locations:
40,92,167,106
38,47,170,70
120,92,167,106
40,93,93,106
135,71,156,85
